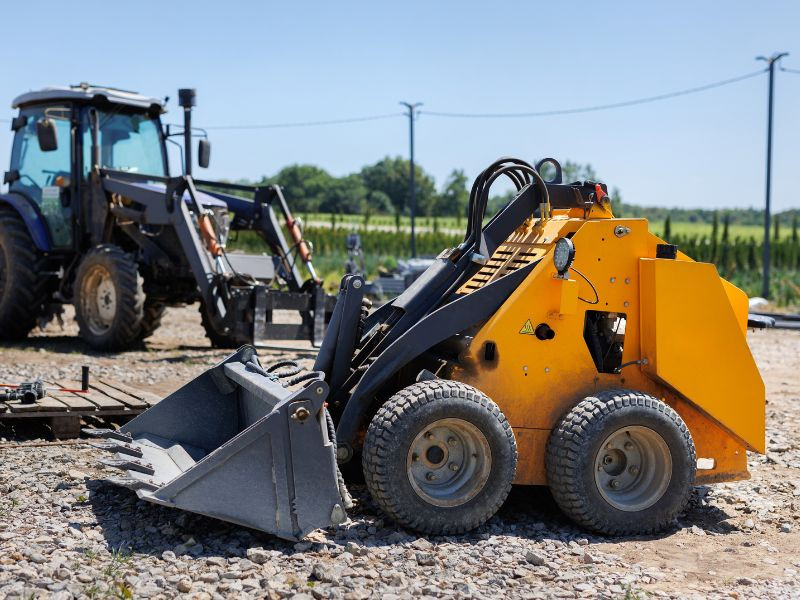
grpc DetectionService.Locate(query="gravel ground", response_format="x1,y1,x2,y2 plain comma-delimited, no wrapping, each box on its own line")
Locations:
0,306,798,599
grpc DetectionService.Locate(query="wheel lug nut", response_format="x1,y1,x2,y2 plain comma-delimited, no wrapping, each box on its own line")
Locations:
412,453,419,462
424,432,433,440
448,437,457,446
426,472,436,481
449,462,459,472
603,455,613,464
609,479,620,489
624,441,634,450
628,465,639,474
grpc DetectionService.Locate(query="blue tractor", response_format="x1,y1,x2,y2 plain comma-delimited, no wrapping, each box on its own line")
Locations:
0,85,332,350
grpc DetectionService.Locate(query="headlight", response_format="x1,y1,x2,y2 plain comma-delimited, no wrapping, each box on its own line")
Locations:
553,237,575,275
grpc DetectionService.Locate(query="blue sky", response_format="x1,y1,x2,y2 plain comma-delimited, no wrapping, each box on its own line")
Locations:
2,1,799,211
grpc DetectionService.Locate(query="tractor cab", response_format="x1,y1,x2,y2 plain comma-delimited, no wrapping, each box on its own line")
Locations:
4,84,215,252
5,85,169,251
0,84,329,351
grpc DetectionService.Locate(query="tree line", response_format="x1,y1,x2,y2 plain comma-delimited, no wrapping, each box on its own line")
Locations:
241,158,603,219
237,158,797,226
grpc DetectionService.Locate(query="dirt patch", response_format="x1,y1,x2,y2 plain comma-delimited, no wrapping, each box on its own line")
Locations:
0,306,798,598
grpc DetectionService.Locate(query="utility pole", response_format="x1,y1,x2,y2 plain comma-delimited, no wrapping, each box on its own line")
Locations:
400,102,422,257
756,52,788,299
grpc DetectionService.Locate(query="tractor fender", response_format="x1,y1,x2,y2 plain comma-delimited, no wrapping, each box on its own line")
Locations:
0,192,51,251
335,261,537,452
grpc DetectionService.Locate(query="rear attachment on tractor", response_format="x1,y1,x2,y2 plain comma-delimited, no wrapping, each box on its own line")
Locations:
87,347,347,541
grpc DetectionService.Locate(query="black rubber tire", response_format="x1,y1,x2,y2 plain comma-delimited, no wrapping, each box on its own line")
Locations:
0,208,49,340
74,245,144,351
546,389,696,536
138,298,166,340
199,300,250,349
362,380,517,535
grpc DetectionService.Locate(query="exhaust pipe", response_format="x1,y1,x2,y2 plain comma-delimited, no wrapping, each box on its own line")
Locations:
178,88,196,177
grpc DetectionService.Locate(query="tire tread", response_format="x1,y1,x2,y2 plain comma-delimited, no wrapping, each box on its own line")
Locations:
546,389,696,536
0,208,50,339
363,380,517,535
74,244,144,351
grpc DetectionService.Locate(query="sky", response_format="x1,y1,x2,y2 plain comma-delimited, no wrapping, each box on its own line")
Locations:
1,1,799,212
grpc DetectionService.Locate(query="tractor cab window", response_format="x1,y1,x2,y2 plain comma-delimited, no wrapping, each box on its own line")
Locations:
9,105,73,247
81,110,166,178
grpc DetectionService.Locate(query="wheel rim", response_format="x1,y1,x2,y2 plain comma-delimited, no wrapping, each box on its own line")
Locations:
80,265,117,336
406,418,492,508
594,425,672,512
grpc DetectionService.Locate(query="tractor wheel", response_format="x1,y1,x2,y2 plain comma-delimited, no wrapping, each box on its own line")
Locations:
199,300,249,349
546,389,696,536
74,245,144,351
363,380,517,535
0,207,49,340
138,298,166,340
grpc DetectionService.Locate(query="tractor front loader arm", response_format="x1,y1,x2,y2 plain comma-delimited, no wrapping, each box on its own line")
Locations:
195,180,317,292
100,170,332,346
102,172,219,305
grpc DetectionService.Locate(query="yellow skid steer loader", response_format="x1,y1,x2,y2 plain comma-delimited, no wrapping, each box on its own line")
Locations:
88,157,765,540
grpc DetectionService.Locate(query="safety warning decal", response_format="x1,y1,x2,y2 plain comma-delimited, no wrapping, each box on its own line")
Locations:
519,319,535,335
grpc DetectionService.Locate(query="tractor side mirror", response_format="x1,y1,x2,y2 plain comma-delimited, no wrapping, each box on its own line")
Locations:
36,119,58,152
198,138,211,168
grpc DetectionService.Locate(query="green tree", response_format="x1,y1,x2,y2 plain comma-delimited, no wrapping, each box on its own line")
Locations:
663,215,672,241
710,211,719,261
560,160,598,183
367,190,393,214
360,156,437,216
711,212,719,243
438,169,469,221
320,173,367,214
266,164,335,213
610,187,623,217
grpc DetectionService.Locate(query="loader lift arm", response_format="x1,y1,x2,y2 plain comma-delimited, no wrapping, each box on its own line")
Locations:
100,169,331,345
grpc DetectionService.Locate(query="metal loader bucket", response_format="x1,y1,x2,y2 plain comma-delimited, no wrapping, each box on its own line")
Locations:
86,346,347,541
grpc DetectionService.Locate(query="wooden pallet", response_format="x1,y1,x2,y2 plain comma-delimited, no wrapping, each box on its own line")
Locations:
0,379,161,438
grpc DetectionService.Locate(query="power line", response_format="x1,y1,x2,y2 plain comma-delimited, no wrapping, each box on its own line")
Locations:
779,66,800,74
203,112,402,130
0,69,771,130
420,69,767,119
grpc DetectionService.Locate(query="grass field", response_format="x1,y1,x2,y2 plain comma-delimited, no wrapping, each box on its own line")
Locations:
228,218,800,306
301,212,794,241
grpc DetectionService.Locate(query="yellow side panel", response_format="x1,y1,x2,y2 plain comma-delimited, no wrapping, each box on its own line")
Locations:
721,278,750,336
639,259,765,453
